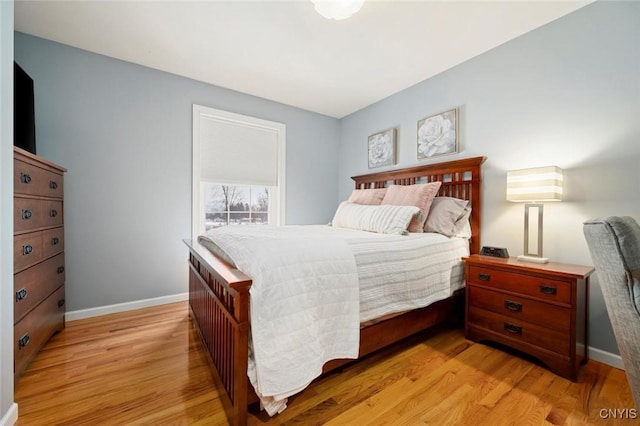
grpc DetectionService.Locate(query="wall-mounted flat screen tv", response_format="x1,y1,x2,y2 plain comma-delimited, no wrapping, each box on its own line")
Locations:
14,61,36,154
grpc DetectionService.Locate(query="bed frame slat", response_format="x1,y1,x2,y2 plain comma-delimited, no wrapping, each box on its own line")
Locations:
185,246,250,426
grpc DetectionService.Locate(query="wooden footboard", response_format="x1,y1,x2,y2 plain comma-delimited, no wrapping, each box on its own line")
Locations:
184,239,252,426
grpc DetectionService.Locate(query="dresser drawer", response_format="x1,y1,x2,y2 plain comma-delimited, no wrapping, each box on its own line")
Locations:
14,232,44,273
14,159,64,198
14,253,66,324
14,285,65,378
467,265,571,305
42,228,64,259
468,286,570,331
13,228,64,274
468,306,570,355
14,198,63,233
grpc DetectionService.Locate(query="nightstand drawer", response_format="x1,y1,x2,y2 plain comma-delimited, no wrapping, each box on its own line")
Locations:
468,306,570,355
467,265,571,304
468,286,570,331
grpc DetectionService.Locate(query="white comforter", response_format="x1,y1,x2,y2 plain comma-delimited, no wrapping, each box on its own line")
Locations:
342,228,468,322
198,225,469,415
199,226,360,415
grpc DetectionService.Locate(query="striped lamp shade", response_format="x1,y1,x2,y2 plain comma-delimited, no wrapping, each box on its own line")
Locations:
506,166,563,202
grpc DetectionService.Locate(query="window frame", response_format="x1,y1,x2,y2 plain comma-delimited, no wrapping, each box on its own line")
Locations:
192,105,286,238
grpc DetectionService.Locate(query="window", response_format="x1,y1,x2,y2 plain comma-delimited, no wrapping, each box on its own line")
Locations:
204,184,270,230
192,105,286,237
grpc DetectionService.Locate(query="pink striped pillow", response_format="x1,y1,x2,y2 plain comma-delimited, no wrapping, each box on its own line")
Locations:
381,182,442,233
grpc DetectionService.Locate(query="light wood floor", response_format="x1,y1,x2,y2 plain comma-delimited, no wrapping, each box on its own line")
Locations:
14,302,636,425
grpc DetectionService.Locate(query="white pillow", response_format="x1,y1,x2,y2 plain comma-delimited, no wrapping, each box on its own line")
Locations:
455,220,472,239
424,196,472,238
331,202,420,235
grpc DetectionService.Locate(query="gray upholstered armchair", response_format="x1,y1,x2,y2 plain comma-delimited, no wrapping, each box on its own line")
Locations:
583,216,640,409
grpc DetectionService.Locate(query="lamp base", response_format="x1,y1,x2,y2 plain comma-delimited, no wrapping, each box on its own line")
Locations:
517,254,549,264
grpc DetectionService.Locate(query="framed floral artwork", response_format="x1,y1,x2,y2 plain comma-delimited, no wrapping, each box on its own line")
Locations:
368,128,396,168
417,108,458,159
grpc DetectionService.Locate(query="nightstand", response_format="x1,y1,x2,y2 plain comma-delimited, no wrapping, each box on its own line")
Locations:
462,254,594,381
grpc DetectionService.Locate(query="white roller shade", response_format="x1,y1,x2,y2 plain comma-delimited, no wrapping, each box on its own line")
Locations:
199,114,279,186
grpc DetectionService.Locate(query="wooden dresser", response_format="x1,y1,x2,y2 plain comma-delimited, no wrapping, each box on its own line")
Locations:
463,254,594,381
13,147,67,381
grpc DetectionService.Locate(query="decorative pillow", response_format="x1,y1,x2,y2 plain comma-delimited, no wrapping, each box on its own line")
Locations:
331,202,420,235
424,196,472,237
455,219,472,239
347,188,387,205
381,182,442,233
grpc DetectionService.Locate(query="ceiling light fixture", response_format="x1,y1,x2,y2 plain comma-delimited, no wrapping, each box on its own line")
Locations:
311,0,365,21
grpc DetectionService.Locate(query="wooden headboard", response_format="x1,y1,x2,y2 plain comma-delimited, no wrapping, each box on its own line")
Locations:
351,156,487,254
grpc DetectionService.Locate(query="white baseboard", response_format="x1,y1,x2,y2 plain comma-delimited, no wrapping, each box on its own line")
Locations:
589,345,625,370
65,293,188,322
0,403,18,426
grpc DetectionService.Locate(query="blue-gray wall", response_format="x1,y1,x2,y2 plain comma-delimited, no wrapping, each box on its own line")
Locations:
14,32,340,312
339,1,640,355
9,0,639,365
1,1,16,424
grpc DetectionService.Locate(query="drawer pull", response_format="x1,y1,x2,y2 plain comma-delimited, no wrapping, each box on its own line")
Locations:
20,173,32,184
540,285,557,295
50,209,58,218
50,180,58,189
57,266,65,274
16,288,28,302
22,244,33,255
504,300,523,312
504,322,522,335
478,273,491,282
21,209,32,220
18,333,30,349
52,237,60,245
58,298,66,308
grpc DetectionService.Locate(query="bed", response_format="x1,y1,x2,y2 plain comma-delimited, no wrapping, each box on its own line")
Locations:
183,156,486,425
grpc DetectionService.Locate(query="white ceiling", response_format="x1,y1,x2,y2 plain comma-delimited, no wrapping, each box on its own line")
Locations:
14,1,590,118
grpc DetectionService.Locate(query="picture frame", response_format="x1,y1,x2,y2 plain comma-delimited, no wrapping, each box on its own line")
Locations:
417,108,458,159
368,127,396,169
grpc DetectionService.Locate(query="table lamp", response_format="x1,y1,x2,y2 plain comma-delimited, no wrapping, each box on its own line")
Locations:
506,166,563,263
